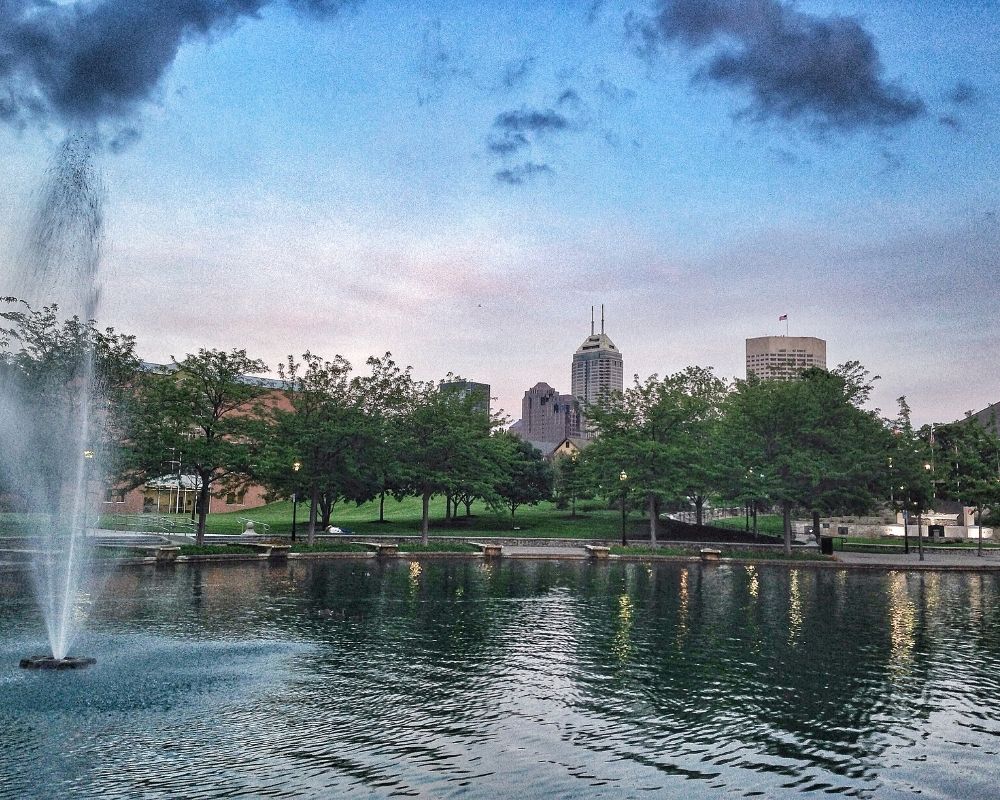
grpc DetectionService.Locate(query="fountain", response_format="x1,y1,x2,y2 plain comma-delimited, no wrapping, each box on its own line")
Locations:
1,136,106,668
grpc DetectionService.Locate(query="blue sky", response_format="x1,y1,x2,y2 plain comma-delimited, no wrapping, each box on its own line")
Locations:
1,0,997,423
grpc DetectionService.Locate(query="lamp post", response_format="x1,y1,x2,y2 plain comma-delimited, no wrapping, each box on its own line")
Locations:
619,470,628,547
291,460,301,542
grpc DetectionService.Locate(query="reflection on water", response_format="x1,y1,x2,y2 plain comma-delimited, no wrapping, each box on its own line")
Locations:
2,559,1000,798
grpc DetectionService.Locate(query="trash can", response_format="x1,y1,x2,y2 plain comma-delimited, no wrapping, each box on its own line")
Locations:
820,536,834,555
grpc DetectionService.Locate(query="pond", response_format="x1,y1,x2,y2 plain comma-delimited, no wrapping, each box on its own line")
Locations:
2,559,999,798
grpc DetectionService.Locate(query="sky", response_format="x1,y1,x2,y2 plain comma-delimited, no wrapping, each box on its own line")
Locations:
1,0,997,425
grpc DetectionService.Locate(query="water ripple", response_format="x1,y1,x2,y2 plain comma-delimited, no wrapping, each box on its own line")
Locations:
2,561,1000,798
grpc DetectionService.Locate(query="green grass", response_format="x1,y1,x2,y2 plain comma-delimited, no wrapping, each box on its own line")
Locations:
611,545,691,556
398,542,479,553
290,542,371,554
179,544,257,556
132,497,638,540
711,514,786,536
722,549,833,562
610,544,832,562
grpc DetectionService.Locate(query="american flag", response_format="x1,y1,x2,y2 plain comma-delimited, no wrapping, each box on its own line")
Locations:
778,314,787,321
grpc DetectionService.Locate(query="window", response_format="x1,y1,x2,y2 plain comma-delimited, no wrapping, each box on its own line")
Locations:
103,488,126,503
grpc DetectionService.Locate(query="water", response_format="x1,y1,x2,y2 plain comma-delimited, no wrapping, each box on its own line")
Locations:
0,136,105,659
2,558,999,798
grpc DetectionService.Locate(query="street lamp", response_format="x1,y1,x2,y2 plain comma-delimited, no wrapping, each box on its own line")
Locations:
291,460,302,542
619,470,628,547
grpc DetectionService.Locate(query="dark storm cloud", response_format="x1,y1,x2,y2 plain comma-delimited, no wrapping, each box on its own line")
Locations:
641,0,926,131
0,0,350,129
494,161,552,185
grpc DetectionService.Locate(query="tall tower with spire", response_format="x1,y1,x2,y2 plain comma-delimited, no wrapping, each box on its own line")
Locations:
571,305,624,436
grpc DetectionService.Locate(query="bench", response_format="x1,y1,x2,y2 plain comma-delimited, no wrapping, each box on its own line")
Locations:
584,545,611,559
700,548,722,562
469,542,503,557
352,541,399,557
227,542,292,559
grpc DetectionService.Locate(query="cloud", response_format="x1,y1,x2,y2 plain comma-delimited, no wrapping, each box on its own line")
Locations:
948,82,976,106
487,131,529,155
494,162,553,185
487,104,576,166
500,57,535,90
493,107,570,134
0,0,351,133
640,0,926,131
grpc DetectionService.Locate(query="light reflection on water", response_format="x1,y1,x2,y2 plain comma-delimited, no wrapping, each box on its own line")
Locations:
2,559,1000,799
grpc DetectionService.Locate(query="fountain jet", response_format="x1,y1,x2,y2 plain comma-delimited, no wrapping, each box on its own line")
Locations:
1,135,106,663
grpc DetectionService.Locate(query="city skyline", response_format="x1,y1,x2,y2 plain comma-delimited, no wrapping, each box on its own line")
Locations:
1,0,996,426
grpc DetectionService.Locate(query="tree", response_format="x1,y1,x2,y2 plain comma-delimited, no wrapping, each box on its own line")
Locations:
396,378,504,544
887,397,934,559
922,415,1000,555
494,435,554,526
552,452,592,516
121,349,268,545
721,365,889,555
0,299,139,515
585,367,728,544
257,352,389,544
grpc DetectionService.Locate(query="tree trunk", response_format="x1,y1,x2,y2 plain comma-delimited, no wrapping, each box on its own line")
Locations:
465,499,472,516
421,491,430,546
571,496,576,518
647,492,657,546
307,485,319,546
695,496,704,527
752,503,758,539
195,470,211,546
511,505,516,529
812,510,821,544
445,493,452,521
379,490,385,522
319,494,333,529
782,502,792,556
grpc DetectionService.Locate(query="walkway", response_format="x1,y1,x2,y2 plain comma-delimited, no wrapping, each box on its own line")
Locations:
834,548,1000,570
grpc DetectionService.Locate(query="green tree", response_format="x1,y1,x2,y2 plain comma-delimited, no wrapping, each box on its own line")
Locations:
721,365,888,555
552,451,592,516
585,366,728,544
494,435,554,526
923,415,1000,554
121,349,268,544
0,299,139,513
396,378,504,544
258,352,401,543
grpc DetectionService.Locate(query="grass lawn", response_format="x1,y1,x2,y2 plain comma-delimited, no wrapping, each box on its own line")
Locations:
120,497,641,540
712,514,786,536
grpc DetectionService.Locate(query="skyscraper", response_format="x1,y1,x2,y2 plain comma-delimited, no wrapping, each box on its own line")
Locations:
572,305,624,435
745,336,826,381
510,382,583,444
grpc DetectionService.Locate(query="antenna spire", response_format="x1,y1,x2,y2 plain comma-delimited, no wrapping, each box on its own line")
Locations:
601,304,605,335
590,306,594,336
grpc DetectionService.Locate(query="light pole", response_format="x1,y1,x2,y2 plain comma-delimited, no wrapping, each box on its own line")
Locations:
619,470,628,547
291,460,302,542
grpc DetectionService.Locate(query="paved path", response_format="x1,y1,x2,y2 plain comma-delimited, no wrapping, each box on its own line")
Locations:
834,549,1000,570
